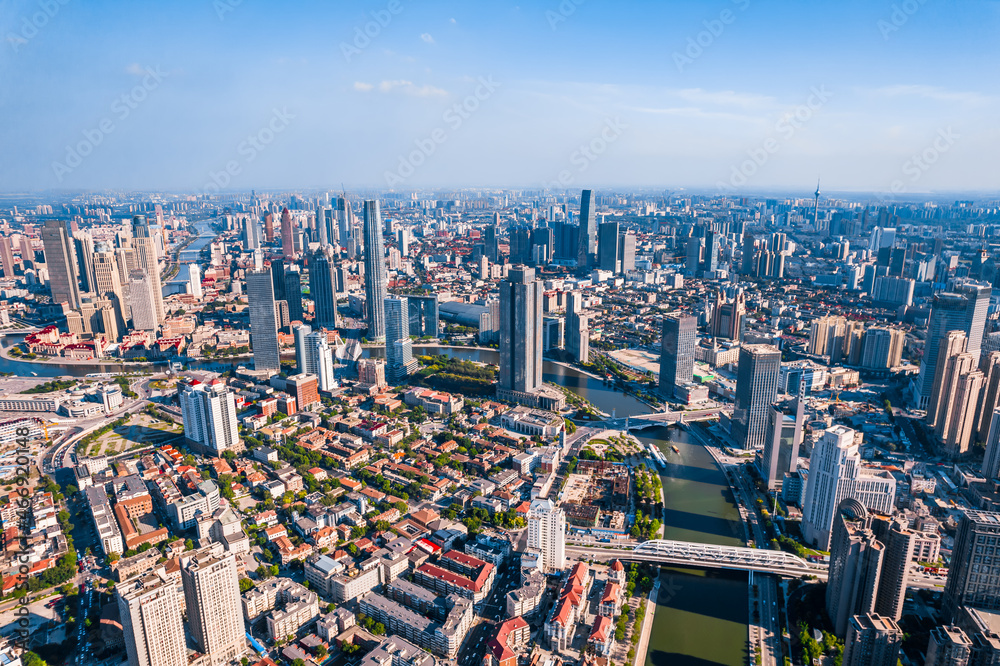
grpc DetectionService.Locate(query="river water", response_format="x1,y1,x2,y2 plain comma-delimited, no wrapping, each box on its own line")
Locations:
0,341,746,662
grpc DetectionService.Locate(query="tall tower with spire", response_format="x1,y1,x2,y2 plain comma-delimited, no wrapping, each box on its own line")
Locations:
813,179,822,231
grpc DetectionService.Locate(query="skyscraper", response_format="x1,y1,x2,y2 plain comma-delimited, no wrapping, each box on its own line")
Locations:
842,614,902,666
826,500,885,637
732,344,781,450
983,408,1000,478
576,189,596,271
928,331,970,430
618,232,636,273
510,226,532,264
975,352,1000,445
283,264,303,323
598,220,619,272
179,379,240,454
565,291,589,364
801,426,897,550
385,296,417,384
658,313,696,397
72,231,96,294
527,499,565,573
92,245,127,334
914,282,992,409
761,397,804,491
485,214,499,263
131,215,166,325
128,271,158,332
247,269,281,372
188,264,203,299
0,235,15,278
944,510,1000,620
363,200,388,342
303,331,335,391
118,571,187,666
280,207,295,259
294,324,312,373
41,218,81,308
181,549,245,666
925,626,973,666
498,266,543,398
407,295,439,338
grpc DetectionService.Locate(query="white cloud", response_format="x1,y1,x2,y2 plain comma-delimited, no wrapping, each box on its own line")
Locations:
675,88,776,109
353,82,374,92
449,18,456,23
125,63,147,76
867,84,990,105
376,80,447,97
420,33,435,43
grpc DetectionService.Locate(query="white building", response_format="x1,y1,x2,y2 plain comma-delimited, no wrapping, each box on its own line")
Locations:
180,379,240,454
189,264,203,300
181,549,245,666
117,569,187,666
527,498,565,573
801,426,897,550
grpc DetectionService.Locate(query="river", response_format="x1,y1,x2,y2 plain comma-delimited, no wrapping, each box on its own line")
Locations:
163,219,218,295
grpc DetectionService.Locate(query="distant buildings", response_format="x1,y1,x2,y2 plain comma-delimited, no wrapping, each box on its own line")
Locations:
576,189,596,271
310,246,339,329
565,291,589,364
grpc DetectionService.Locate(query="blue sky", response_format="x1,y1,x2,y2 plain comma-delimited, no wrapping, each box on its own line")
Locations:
1,0,998,194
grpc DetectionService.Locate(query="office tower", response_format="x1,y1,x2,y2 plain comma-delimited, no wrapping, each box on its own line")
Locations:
0,235,15,277
179,379,240,454
872,516,915,623
576,189,596,271
363,200,388,342
564,291,589,364
275,300,289,329
72,231,96,293
188,264,203,299
384,297,417,384
842,614,902,666
284,264,303,323
498,266,543,398
945,510,1000,620
871,276,915,307
984,409,1000,478
19,235,34,267
510,226,532,264
395,227,409,256
131,216,165,325
860,327,905,371
701,229,719,274
618,232,636,273
527,499,565,573
303,331,335,391
280,207,295,259
243,216,261,250
264,212,274,242
732,344,781,450
826,500,885,637
407,295,439,338
685,237,704,277
868,226,897,254
485,214,500,263
929,331,970,429
926,626,973,666
41,218,81,307
659,313,696,397
92,246,127,334
309,247,338,329
128,271,158,332
293,323,313,378
801,426,897,550
270,257,286,301
761,396,804,491
181,550,245,666
710,291,746,341
532,226,554,267
914,282,992,409
598,220,620,272
316,206,329,246
118,571,187,666
246,269,281,372
337,197,351,248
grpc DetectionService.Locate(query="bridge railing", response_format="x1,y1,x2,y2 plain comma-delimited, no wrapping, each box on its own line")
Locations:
633,539,814,571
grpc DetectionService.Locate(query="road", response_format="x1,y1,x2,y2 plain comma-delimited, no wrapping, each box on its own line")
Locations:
454,558,521,666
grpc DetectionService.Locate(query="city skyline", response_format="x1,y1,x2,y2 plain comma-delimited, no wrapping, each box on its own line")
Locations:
1,1,999,193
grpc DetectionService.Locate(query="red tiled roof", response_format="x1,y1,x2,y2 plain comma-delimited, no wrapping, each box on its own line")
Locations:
590,615,612,643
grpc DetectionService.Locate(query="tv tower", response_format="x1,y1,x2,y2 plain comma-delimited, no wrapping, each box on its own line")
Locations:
813,179,821,231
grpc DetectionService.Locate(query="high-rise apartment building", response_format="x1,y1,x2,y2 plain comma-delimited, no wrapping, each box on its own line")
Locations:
363,200,388,342
188,264,203,300
801,426,897,550
181,550,245,666
761,396,804,491
914,282,992,409
659,313,696,398
286,373,320,410
576,189,596,271
944,510,1000,620
975,352,1000,445
925,625,973,666
118,570,187,666
41,219,81,308
385,296,418,384
72,231,96,294
485,216,500,264
131,216,166,325
860,327,905,371
983,408,1000,478
179,379,240,454
309,246,338,329
842,614,902,666
928,331,970,430
0,235,15,278
732,344,781,450
710,291,746,341
247,269,281,372
527,499,565,573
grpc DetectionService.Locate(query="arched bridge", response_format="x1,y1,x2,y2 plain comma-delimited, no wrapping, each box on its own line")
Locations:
567,539,822,578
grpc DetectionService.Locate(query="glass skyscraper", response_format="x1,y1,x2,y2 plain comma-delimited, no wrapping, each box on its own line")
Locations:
363,200,388,342
385,296,417,383
659,312,696,397
247,268,280,372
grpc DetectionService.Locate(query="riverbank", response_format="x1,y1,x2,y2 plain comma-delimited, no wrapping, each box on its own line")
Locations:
634,578,660,666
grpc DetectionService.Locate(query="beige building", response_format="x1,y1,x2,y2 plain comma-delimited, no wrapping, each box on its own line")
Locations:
117,570,187,666
182,549,246,666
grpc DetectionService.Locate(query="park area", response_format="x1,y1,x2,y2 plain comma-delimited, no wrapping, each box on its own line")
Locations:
79,412,183,457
